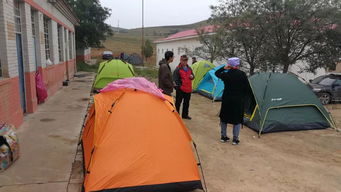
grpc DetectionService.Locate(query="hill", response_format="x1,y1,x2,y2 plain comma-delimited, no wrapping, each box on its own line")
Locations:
92,20,209,66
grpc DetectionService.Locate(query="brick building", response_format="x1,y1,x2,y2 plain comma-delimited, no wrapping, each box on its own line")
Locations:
0,0,78,127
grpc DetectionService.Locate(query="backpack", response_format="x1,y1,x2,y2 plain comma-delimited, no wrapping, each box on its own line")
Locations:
0,123,19,172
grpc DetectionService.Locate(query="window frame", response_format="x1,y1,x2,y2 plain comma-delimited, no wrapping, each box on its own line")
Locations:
57,24,63,62
43,16,51,61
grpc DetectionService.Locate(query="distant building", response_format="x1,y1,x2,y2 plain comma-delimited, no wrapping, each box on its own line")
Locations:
154,26,216,71
0,0,78,127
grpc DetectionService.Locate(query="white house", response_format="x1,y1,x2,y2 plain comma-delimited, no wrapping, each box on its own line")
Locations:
154,25,337,82
154,26,217,71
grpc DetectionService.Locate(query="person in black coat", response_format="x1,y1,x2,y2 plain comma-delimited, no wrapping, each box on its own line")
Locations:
215,57,251,145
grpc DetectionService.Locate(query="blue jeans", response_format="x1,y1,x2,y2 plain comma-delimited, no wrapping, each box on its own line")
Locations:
220,122,241,140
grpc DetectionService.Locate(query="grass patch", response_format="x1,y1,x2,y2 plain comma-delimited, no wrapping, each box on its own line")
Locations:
77,62,99,73
134,66,158,82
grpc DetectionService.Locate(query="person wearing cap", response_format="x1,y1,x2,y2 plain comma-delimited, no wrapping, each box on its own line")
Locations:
215,57,251,145
158,51,174,96
173,55,195,120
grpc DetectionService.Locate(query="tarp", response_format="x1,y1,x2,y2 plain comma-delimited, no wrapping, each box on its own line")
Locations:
35,67,48,103
244,73,335,134
101,77,165,100
82,78,203,192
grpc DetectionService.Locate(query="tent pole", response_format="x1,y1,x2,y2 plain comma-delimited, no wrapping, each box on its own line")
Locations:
192,142,208,192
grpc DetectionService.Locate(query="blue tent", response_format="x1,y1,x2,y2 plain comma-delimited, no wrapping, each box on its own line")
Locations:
197,65,227,101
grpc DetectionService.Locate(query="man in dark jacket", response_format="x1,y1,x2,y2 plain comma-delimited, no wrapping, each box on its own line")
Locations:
173,55,195,120
158,51,174,96
215,57,251,145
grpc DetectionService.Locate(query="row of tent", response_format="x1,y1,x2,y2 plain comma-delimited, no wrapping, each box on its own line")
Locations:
82,59,336,192
191,60,336,134
92,59,336,134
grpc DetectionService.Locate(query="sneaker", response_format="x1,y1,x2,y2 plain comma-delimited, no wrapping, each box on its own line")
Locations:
232,139,240,145
220,136,230,143
182,116,192,120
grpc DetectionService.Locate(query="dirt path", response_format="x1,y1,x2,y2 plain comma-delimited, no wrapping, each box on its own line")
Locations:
184,94,341,192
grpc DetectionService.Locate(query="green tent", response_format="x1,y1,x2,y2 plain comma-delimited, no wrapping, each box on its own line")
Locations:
93,59,135,90
191,60,215,91
244,73,335,135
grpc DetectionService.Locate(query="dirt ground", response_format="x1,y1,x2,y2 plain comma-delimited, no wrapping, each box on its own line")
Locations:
185,94,341,192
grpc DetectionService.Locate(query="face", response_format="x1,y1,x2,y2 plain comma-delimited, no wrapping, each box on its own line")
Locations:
169,56,174,63
180,58,188,65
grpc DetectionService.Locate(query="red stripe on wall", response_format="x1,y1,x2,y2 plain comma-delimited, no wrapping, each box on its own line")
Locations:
0,77,24,128
24,0,74,32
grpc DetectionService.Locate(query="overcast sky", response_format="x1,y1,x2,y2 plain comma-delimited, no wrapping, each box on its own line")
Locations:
99,0,219,29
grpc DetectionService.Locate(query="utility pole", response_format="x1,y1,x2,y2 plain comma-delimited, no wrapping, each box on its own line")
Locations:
117,20,119,34
141,0,144,64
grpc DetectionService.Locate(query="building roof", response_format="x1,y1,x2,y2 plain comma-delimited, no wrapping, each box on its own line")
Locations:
155,25,216,43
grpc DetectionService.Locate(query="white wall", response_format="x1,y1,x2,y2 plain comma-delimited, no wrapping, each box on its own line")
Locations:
155,38,200,71
156,37,227,71
30,0,74,31
0,0,19,77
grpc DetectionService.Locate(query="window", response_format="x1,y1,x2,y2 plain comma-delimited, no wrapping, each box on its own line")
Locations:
69,32,72,59
57,25,63,62
64,29,68,60
14,0,21,34
0,59,2,77
334,79,341,86
319,77,336,86
31,10,35,37
43,17,51,61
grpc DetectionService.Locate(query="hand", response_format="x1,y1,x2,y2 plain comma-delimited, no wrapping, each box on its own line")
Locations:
189,74,194,79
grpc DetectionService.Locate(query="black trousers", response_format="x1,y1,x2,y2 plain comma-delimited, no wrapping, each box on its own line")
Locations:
175,89,191,117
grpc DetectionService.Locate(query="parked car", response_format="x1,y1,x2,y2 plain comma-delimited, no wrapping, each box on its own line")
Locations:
309,73,341,104
102,51,113,60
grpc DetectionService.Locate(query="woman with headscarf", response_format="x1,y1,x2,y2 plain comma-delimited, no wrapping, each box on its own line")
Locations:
215,57,251,145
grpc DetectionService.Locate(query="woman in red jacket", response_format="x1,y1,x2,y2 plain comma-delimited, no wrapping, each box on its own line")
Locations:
173,55,195,119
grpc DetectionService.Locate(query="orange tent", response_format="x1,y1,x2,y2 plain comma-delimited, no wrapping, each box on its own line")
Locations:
82,84,203,191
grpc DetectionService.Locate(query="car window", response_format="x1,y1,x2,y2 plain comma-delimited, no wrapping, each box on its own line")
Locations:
334,79,341,86
311,75,325,84
318,77,336,86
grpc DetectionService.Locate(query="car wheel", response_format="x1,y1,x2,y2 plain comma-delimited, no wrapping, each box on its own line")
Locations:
319,92,331,105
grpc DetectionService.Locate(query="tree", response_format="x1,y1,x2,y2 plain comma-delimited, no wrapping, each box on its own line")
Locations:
191,27,226,63
211,0,341,73
142,39,153,62
211,0,269,75
261,0,341,73
67,0,113,49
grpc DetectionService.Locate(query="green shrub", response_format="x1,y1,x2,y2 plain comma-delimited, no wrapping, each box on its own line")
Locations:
77,62,99,73
134,66,158,82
